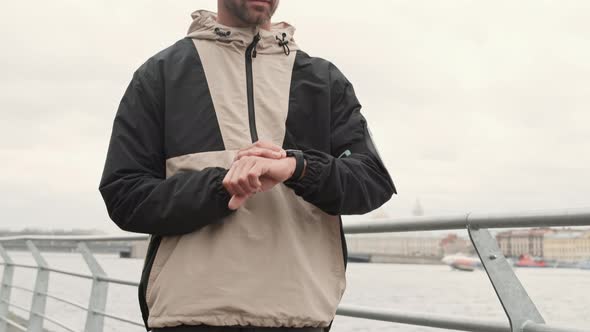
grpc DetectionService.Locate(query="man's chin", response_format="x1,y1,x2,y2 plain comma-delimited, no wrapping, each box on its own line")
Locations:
247,13,271,25
244,5,271,21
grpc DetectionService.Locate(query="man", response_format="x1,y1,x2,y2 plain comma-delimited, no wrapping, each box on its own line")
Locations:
99,0,396,331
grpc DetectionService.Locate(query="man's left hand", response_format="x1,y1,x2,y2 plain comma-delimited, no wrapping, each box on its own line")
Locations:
233,140,286,162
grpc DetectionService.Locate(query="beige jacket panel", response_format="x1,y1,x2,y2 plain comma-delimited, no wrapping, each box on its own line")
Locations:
147,151,346,327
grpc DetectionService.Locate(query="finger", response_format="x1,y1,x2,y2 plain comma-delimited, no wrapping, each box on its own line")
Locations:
254,140,283,152
229,160,249,196
247,164,263,191
235,158,258,195
232,148,245,162
248,159,264,193
228,195,239,210
236,147,283,161
223,164,237,196
236,160,254,196
228,194,250,210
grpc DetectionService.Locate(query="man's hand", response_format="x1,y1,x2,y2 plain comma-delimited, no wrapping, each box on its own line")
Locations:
223,156,296,210
233,140,286,162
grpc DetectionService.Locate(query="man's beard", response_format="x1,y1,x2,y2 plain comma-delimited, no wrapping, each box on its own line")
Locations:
224,0,277,25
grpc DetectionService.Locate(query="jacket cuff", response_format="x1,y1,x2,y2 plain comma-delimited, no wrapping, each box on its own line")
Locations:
283,150,330,195
213,168,233,210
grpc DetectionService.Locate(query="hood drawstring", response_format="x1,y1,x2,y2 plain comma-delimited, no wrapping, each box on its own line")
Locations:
213,28,290,57
276,33,290,56
214,27,231,37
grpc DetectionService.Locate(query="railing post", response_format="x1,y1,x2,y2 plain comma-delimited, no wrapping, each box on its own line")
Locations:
26,241,50,332
78,242,108,332
468,226,545,332
0,244,15,332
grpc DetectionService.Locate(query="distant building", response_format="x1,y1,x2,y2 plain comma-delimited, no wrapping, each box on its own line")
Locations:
346,234,469,258
544,231,590,262
440,233,474,255
496,228,554,258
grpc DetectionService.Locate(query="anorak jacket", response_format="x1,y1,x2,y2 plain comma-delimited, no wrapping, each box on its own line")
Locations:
99,9,396,332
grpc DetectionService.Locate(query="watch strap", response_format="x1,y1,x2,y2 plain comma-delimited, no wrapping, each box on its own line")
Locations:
285,149,305,181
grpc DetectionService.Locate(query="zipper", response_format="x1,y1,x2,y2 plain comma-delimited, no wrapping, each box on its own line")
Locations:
138,234,162,331
245,32,261,143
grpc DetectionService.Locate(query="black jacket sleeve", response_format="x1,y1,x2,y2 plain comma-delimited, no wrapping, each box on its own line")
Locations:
284,62,397,215
98,58,234,235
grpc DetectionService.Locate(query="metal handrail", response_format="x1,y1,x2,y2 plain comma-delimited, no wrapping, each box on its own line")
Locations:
1,285,33,294
0,207,588,332
31,311,77,332
41,292,89,313
98,275,139,287
0,299,72,332
0,241,143,332
92,309,144,327
343,207,590,233
336,304,587,332
1,299,30,314
0,264,140,287
6,283,89,311
1,208,588,241
0,316,26,331
0,235,147,242
337,304,509,332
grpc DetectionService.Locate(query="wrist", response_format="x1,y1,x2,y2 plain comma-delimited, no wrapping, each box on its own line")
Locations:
284,156,297,179
284,149,305,181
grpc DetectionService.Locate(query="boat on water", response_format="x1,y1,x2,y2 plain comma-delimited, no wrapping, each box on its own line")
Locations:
514,254,548,268
442,254,482,272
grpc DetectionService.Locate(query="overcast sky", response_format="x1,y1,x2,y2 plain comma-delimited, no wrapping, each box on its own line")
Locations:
1,1,589,232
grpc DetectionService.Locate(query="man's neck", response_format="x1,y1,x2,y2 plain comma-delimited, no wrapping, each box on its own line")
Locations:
216,11,271,30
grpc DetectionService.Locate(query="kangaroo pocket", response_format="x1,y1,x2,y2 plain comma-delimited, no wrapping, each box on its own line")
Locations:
145,184,347,328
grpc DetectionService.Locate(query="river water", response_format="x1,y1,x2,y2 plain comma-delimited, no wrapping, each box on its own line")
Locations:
2,252,588,331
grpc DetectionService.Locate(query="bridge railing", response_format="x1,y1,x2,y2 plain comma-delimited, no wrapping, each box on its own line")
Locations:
0,235,147,332
0,208,589,332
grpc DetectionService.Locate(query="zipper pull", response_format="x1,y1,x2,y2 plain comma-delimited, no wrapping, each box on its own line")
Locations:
251,33,261,58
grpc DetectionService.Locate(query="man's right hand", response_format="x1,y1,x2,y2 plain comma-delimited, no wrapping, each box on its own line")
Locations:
222,141,287,209
222,155,296,210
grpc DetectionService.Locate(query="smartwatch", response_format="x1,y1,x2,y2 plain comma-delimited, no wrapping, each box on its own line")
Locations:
285,149,305,181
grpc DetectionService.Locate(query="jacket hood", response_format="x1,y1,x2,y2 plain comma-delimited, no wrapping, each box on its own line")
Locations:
187,9,299,55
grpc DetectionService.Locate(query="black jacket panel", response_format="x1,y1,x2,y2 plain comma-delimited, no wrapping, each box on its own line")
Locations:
284,52,397,215
98,40,234,236
162,38,225,158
